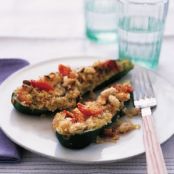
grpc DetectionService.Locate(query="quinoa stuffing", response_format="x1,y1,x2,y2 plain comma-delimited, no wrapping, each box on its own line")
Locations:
12,59,133,113
53,83,136,136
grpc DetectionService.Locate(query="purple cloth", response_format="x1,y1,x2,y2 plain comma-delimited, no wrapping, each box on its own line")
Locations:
0,58,29,162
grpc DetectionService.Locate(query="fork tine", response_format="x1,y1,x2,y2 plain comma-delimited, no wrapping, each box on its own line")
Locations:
141,70,150,98
142,70,155,98
146,71,155,98
132,69,141,100
133,67,145,100
138,69,146,99
133,67,155,101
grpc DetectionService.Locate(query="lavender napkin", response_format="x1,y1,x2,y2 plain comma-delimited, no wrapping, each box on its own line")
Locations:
0,58,29,162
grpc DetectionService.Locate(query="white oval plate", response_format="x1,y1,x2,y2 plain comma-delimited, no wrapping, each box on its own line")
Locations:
0,56,174,163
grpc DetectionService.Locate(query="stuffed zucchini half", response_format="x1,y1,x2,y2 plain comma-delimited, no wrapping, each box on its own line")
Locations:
11,59,133,115
52,83,133,149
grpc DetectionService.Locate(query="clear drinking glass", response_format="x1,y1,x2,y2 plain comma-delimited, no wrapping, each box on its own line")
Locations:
118,0,169,69
85,0,119,43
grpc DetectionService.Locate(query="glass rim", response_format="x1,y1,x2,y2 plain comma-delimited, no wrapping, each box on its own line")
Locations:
119,0,168,5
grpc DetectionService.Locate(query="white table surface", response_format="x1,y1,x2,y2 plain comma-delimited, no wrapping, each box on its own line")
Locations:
0,0,174,173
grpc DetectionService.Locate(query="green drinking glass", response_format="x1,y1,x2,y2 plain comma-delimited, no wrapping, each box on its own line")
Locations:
85,0,119,43
118,0,169,69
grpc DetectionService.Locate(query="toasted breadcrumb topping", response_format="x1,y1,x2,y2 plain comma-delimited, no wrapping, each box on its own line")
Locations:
14,60,132,112
53,84,133,135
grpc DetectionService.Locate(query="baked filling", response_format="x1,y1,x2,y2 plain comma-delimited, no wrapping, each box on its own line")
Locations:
53,83,133,135
12,59,133,112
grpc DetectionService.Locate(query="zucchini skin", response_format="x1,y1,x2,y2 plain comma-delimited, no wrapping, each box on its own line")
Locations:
56,128,101,149
94,68,131,91
56,114,120,149
11,60,133,115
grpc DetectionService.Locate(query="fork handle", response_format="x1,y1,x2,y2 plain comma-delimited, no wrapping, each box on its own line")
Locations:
142,109,168,174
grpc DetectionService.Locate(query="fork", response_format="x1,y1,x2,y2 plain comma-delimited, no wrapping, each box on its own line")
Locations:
132,67,168,174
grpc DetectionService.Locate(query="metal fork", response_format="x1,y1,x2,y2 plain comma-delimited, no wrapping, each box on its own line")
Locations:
132,67,168,174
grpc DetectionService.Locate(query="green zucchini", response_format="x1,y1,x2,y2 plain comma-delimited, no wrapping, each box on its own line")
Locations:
53,83,133,149
94,61,133,91
56,127,101,149
11,59,133,115
56,114,119,149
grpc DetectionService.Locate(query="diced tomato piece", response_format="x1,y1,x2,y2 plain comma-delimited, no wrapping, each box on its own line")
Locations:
58,64,72,77
102,60,118,71
63,110,85,122
63,110,74,117
63,110,73,117
114,84,133,93
77,103,103,117
63,110,76,122
68,71,77,79
30,80,53,91
72,110,85,122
